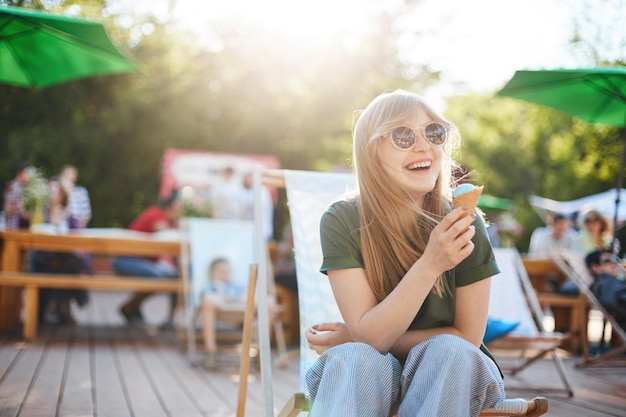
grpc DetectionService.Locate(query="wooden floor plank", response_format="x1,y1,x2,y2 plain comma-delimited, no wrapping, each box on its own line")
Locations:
91,328,133,417
0,340,22,385
156,341,236,416
113,331,169,417
133,332,205,417
18,329,69,417
58,328,94,417
0,338,47,417
1,291,625,417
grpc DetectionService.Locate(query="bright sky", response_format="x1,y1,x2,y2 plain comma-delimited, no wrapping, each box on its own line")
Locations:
401,0,578,91
110,0,621,105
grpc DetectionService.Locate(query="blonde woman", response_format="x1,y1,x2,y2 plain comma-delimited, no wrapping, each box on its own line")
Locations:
304,90,504,416
572,209,612,255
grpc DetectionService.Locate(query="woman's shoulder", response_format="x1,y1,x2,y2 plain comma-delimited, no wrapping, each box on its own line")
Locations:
326,197,359,215
321,197,360,230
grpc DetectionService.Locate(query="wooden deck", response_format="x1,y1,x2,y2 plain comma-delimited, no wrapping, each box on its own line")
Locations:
1,292,625,417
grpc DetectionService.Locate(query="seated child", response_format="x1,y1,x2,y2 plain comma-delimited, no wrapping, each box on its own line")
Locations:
199,257,246,369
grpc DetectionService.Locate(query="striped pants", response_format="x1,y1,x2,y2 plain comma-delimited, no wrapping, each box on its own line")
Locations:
305,334,505,417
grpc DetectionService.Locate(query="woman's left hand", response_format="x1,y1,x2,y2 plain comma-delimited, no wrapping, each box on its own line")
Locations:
305,322,353,354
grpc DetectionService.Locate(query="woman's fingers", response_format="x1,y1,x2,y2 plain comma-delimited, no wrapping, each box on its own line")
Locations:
305,323,353,354
422,208,477,272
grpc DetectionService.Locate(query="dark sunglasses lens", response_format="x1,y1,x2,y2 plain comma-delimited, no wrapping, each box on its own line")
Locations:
391,127,416,149
425,122,447,145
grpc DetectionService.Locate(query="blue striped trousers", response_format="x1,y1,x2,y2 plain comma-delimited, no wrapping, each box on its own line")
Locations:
305,334,505,417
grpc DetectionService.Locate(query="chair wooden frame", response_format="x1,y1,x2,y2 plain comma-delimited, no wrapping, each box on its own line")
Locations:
178,218,286,364
488,248,574,398
277,393,549,417
521,257,590,353
262,170,549,417
550,249,626,368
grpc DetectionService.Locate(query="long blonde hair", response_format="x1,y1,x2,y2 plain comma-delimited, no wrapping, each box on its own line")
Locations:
353,89,461,301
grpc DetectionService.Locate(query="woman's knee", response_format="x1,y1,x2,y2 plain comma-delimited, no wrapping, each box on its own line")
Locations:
306,342,401,403
325,342,399,377
405,334,479,366
417,334,474,351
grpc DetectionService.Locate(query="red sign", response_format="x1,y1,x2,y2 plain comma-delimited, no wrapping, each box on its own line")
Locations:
160,148,280,200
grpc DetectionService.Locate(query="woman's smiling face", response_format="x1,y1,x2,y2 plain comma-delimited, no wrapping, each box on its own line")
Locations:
377,113,444,202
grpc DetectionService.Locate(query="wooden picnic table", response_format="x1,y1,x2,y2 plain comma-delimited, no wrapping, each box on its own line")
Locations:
0,228,184,339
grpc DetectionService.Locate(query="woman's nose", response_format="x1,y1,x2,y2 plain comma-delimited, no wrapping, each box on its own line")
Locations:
410,133,430,152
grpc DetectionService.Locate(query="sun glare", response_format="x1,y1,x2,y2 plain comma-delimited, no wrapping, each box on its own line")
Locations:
173,0,381,40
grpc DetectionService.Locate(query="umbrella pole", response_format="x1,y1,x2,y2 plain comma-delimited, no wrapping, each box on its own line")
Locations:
613,127,626,255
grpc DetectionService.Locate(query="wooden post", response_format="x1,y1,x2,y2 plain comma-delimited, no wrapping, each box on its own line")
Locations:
237,264,258,417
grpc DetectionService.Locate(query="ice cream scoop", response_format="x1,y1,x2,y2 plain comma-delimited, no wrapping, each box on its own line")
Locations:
453,184,483,217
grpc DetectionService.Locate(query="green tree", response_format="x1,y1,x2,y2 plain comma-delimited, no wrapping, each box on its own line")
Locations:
1,0,426,226
445,92,622,251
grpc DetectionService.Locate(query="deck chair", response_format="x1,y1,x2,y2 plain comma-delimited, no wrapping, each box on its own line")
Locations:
550,248,626,367
269,169,548,417
488,248,574,397
180,217,286,366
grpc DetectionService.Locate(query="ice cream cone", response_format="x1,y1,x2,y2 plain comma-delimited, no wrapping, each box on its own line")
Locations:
453,185,483,217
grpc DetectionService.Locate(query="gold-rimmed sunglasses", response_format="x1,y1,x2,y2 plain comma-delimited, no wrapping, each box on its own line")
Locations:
388,122,448,150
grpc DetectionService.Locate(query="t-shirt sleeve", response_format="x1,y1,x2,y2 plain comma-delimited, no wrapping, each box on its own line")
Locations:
454,214,500,287
319,200,363,274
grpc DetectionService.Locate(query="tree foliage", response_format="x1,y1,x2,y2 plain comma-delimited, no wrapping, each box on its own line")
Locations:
445,93,622,249
1,0,624,249
1,0,420,226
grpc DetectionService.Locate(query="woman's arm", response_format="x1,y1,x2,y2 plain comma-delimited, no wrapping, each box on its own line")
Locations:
328,207,477,353
306,277,492,358
387,277,491,359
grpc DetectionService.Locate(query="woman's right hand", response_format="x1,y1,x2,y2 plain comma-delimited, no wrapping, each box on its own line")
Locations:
305,322,353,354
420,206,477,275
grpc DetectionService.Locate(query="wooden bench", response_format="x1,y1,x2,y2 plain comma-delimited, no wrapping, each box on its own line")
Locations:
0,271,182,340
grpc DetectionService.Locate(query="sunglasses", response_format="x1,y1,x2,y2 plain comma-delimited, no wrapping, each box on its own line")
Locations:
389,122,448,150
584,217,599,224
600,257,616,264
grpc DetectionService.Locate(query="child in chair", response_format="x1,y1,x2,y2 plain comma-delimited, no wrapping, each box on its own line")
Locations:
199,257,245,369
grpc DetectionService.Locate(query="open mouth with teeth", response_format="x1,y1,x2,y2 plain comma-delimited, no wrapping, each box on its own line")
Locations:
407,161,431,171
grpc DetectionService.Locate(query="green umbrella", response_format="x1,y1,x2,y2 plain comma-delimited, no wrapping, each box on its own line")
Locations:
0,6,136,88
478,194,515,211
496,67,626,126
497,67,626,245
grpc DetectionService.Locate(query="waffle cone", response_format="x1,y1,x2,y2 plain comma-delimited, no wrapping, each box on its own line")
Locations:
453,186,483,217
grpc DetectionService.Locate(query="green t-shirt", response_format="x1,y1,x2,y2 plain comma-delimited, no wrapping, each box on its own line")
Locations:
320,198,500,342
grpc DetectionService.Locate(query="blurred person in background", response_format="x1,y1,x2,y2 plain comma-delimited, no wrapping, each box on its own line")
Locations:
198,257,245,369
528,213,576,258
211,166,246,220
572,209,612,256
559,209,613,295
112,189,182,327
59,164,92,229
242,171,274,240
31,177,89,325
585,249,626,335
3,162,31,230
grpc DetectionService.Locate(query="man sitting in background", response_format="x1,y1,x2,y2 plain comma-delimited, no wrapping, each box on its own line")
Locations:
585,249,626,332
528,213,576,259
112,190,182,327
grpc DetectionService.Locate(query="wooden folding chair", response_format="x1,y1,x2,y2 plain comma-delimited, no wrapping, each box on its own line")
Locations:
179,218,286,366
267,169,549,417
520,257,590,354
488,248,574,397
551,248,626,368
